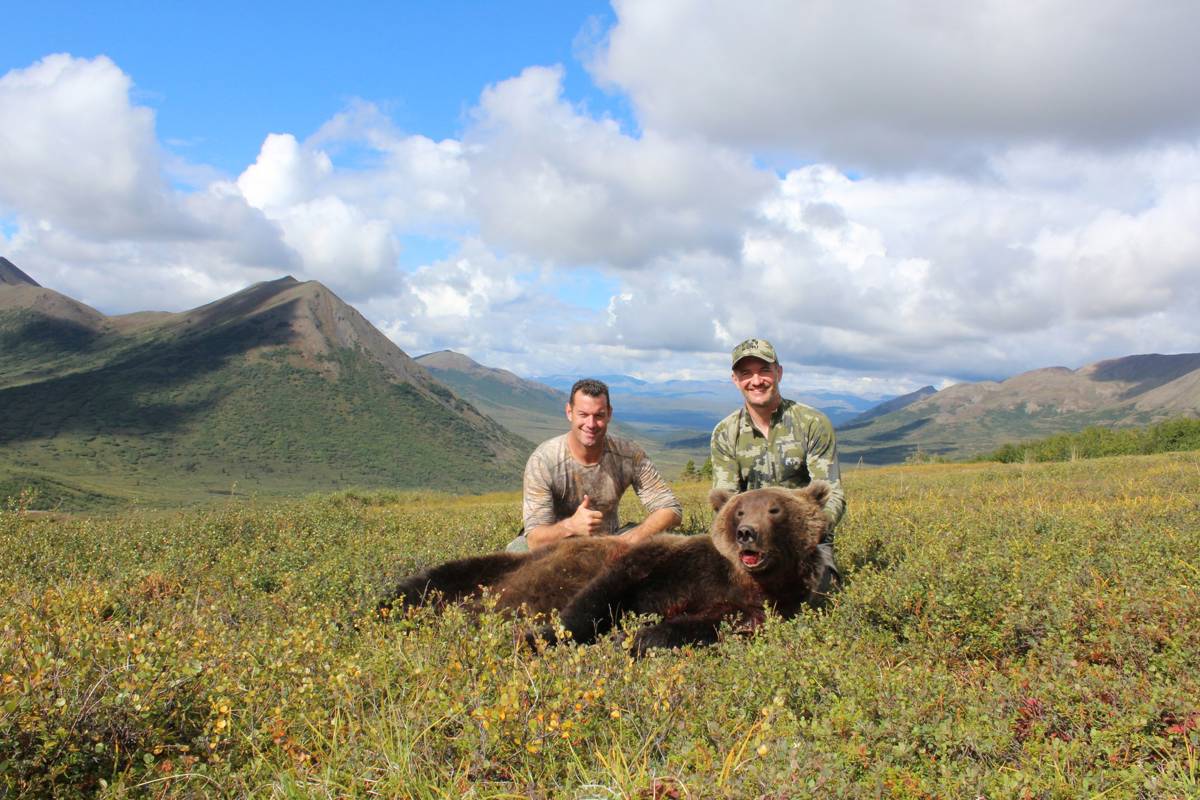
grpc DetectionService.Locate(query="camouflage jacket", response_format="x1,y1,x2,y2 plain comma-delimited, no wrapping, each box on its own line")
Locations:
710,399,846,532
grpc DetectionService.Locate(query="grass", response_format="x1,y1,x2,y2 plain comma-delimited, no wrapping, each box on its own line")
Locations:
2,453,1199,797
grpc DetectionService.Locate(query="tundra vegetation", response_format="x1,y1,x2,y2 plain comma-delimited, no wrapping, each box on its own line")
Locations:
980,417,1200,464
2,453,1199,798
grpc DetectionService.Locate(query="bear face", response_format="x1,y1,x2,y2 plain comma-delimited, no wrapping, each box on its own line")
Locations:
708,481,831,583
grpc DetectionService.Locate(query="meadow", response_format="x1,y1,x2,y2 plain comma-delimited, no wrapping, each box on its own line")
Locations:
2,453,1198,798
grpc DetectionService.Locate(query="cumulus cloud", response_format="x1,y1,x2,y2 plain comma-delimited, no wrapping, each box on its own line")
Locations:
232,113,480,298
0,55,300,310
365,239,609,373
592,0,1200,171
4,40,1199,390
595,144,1200,381
0,54,188,238
465,65,773,267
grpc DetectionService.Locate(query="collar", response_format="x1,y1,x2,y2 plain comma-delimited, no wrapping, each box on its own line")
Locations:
737,398,792,437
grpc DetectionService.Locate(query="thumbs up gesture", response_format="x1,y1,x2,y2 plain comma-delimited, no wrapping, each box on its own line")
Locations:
566,494,604,537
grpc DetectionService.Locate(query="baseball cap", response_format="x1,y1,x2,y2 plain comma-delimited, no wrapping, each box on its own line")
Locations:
731,338,778,367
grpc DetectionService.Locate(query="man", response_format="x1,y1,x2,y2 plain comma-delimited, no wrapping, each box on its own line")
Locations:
710,338,846,601
510,378,682,552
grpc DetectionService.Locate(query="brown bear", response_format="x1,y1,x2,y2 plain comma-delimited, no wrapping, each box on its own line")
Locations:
379,481,832,655
380,535,631,618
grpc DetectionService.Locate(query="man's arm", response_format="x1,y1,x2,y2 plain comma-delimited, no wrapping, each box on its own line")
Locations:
804,414,846,529
619,449,683,545
526,495,604,550
615,507,681,546
710,416,740,491
522,449,596,550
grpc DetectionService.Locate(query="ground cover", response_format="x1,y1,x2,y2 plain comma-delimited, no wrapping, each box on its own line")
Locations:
2,454,1198,798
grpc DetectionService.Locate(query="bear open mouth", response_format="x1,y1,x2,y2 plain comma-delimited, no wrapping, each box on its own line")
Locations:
738,549,767,569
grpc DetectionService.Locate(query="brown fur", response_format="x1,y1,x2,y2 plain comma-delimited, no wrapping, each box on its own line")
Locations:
379,537,630,618
380,482,832,655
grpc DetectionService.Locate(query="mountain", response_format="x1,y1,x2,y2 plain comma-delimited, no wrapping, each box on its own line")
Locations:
0,262,530,508
415,350,569,444
839,354,1200,464
0,256,40,287
532,373,879,429
844,385,938,426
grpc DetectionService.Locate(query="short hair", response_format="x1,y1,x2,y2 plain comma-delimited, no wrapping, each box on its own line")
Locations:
569,378,611,410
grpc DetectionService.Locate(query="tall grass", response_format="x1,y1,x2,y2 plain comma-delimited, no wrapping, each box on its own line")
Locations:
2,453,1198,797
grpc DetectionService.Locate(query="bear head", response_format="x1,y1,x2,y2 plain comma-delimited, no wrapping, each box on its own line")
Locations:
707,482,831,577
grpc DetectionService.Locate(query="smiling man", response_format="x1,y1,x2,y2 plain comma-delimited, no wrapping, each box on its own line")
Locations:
513,378,682,552
710,339,846,603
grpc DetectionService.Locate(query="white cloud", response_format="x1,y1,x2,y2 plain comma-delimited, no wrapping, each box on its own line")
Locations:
0,54,187,237
465,65,773,267
3,42,1199,393
0,55,299,311
610,143,1200,380
592,0,1200,171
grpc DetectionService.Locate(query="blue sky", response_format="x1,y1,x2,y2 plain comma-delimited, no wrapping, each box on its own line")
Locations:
6,1,622,173
3,2,1200,392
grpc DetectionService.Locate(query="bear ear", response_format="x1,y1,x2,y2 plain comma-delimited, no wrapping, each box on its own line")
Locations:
709,488,735,511
801,480,831,509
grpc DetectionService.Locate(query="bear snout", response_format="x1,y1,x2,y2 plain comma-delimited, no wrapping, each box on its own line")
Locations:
736,524,758,545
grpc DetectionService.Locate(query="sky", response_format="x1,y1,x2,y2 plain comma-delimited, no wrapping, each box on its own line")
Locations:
4,0,1200,398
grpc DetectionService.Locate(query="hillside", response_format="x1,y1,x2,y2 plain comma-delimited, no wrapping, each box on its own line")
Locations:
0,264,531,508
839,353,1200,463
415,350,569,444
844,384,937,426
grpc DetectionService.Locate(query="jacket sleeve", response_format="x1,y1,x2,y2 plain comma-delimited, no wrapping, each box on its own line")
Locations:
804,414,845,530
521,449,558,531
709,418,740,492
631,448,684,519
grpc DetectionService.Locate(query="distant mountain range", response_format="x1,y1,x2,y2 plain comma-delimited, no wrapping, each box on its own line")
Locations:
532,373,879,429
5,255,1197,505
839,356,1200,463
1,259,529,508
418,357,892,471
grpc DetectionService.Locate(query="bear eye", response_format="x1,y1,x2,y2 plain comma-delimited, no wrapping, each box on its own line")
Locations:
735,509,744,518
768,507,781,515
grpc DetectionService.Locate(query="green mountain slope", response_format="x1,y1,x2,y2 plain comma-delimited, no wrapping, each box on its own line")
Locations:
1,268,531,508
840,355,1200,463
413,350,711,477
415,349,569,444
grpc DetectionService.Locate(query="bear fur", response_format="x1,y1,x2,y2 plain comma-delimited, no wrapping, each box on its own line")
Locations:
379,481,832,655
380,536,631,618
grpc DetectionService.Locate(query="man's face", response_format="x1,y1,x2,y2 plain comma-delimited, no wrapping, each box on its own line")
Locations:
566,391,610,448
732,357,783,410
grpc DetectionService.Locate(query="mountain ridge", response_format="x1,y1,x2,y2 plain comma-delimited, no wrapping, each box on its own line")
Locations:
1,260,530,508
840,352,1200,462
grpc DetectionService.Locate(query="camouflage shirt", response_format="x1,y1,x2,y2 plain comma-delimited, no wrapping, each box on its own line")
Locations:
523,433,682,535
710,399,846,532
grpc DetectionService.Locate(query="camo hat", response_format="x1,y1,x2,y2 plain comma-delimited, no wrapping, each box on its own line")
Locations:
731,338,778,367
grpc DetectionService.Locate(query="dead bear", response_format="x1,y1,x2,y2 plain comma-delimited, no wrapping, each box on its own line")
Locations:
379,481,832,655
379,535,631,618
535,480,833,654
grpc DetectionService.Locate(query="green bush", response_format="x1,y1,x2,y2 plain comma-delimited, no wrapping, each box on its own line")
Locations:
982,416,1200,463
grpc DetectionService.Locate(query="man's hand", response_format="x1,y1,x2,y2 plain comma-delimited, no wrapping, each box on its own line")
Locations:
563,494,604,537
